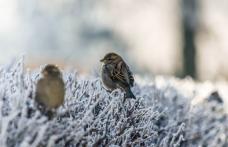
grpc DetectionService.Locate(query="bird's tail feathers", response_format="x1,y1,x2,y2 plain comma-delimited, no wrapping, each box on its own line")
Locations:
125,88,136,99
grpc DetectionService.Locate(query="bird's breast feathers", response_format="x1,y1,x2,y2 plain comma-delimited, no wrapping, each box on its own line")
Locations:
42,78,65,108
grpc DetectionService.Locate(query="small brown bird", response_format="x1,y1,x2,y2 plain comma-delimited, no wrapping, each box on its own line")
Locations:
35,64,65,119
100,52,136,100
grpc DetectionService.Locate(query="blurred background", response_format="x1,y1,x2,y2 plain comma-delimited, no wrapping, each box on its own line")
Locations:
0,0,228,81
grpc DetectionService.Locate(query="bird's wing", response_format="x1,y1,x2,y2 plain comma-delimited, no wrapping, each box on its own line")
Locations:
126,64,134,87
112,61,134,87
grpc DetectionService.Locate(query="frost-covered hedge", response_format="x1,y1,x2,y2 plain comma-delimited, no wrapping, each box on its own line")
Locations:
0,58,227,147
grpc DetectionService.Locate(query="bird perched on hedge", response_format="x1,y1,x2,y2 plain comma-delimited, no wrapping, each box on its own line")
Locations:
35,64,65,119
100,52,136,100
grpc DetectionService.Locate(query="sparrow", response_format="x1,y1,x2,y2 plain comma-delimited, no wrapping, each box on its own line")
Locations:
100,52,136,100
35,64,65,119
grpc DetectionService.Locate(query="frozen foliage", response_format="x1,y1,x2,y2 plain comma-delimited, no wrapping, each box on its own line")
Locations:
0,58,228,147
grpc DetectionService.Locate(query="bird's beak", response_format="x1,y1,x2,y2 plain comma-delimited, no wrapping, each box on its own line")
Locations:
100,58,105,62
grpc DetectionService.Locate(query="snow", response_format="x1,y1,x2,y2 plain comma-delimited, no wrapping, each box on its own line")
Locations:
0,58,227,147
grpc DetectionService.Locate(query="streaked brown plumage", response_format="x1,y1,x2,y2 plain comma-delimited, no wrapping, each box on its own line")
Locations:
35,64,65,119
100,52,136,99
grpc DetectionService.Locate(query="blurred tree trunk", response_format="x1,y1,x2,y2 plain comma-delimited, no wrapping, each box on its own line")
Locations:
181,0,198,79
